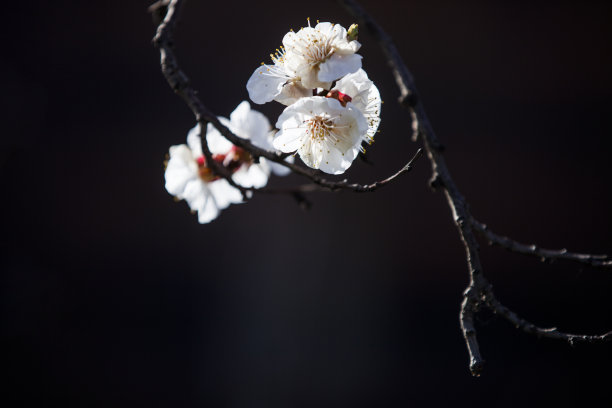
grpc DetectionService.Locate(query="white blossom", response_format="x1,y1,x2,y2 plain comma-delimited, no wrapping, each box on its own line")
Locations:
273,96,368,175
282,21,362,89
332,68,381,142
164,127,244,224
246,48,310,106
216,100,293,177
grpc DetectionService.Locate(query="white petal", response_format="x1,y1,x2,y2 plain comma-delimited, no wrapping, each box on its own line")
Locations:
197,203,219,223
233,163,269,188
228,101,271,147
205,122,234,154
165,144,197,196
182,179,208,212
345,102,370,139
298,137,323,169
317,145,353,175
318,53,362,82
247,65,288,104
281,31,298,51
334,39,361,55
208,179,242,208
186,124,203,157
273,128,304,152
275,106,305,130
228,101,251,128
297,64,332,90
314,22,336,36
334,69,381,140
333,69,365,100
187,123,234,156
275,81,312,106
195,185,220,224
188,179,243,224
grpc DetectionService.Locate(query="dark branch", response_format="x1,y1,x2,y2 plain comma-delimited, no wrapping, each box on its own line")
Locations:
485,290,612,344
460,286,485,376
471,218,612,268
340,0,611,376
340,0,488,375
259,148,423,193
148,0,171,26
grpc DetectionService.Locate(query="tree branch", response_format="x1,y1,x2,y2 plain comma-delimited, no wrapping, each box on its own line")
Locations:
258,148,423,194
485,290,612,345
471,218,612,268
339,0,611,376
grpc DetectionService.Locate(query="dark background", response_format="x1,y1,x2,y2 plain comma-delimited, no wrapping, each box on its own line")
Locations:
2,0,611,406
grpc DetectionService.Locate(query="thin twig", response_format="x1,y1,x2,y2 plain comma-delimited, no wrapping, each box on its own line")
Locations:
196,120,250,200
471,218,612,268
258,148,422,193
485,290,612,345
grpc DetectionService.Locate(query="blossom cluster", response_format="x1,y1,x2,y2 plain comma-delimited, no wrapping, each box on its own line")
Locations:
164,20,380,224
164,101,290,223
247,20,381,175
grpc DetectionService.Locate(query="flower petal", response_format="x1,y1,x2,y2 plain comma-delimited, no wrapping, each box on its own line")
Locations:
228,101,271,147
334,69,381,140
275,81,311,106
233,163,269,188
273,127,304,152
205,122,234,155
317,145,353,175
208,179,242,208
186,125,204,157
318,53,362,82
247,65,288,104
165,144,197,196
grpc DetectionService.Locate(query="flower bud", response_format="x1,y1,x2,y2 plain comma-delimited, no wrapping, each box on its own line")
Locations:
347,24,359,41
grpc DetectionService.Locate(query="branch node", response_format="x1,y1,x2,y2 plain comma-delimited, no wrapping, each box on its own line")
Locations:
398,91,418,107
292,192,312,211
469,359,485,377
429,173,444,190
149,0,171,26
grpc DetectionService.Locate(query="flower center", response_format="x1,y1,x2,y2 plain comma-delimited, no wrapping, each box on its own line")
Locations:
293,28,335,67
304,36,333,66
196,147,253,183
307,116,334,141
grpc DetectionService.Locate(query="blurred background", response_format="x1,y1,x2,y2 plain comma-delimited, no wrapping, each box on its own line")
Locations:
2,0,611,406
